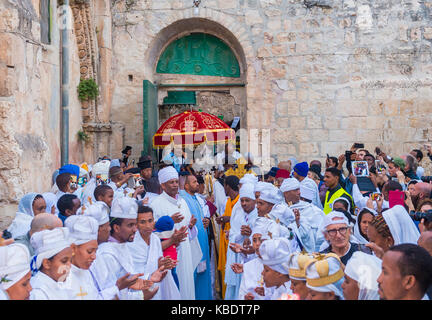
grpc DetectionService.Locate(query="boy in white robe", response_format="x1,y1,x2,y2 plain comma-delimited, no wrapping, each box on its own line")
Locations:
29,228,75,300
237,226,274,300
89,197,157,300
150,166,202,300
127,205,180,300
287,251,316,300
65,215,101,300
0,243,32,300
259,238,294,299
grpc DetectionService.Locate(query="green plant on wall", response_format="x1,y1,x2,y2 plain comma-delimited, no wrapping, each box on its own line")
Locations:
77,78,99,101
77,129,90,143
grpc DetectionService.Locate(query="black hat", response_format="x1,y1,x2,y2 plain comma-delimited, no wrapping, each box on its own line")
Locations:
138,155,152,169
121,146,132,154
309,164,323,180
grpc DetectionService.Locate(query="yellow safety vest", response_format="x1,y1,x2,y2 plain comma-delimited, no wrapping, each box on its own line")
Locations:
323,187,353,215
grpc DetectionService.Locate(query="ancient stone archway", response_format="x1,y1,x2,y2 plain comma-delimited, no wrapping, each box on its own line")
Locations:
142,18,248,158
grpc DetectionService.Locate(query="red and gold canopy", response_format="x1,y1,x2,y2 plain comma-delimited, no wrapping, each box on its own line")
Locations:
153,111,236,147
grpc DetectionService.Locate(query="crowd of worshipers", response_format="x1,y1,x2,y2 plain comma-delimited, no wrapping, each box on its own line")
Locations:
1,143,432,300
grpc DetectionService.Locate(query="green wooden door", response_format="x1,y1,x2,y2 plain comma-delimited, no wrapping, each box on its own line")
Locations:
142,80,158,162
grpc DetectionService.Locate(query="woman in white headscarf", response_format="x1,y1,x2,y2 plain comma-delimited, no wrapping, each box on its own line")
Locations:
352,208,377,245
342,251,381,300
6,193,47,239
366,205,420,259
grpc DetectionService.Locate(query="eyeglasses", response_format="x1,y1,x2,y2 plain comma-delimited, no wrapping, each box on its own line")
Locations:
326,227,349,237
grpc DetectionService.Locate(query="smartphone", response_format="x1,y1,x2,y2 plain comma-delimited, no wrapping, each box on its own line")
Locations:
375,147,382,155
326,153,330,159
371,193,381,201
354,143,365,149
389,190,405,208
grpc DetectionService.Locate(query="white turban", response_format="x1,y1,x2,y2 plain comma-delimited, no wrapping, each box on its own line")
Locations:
322,211,349,231
255,181,274,193
252,224,271,240
382,205,420,245
65,215,99,245
258,238,291,275
240,174,258,186
287,251,315,281
300,182,316,201
0,243,31,290
110,197,138,219
259,187,283,205
83,202,110,225
30,228,71,270
305,253,345,299
158,166,179,184
280,178,300,193
344,251,381,300
239,183,256,200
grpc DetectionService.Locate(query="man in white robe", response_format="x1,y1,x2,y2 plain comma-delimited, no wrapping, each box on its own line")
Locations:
89,197,157,300
150,166,202,300
127,205,180,300
293,161,323,209
280,178,325,252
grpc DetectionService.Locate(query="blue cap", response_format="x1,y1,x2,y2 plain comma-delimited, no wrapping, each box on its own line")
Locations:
59,164,80,178
294,162,309,177
154,216,174,232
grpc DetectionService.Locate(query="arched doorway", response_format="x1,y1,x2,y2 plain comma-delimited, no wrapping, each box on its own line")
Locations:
142,18,247,162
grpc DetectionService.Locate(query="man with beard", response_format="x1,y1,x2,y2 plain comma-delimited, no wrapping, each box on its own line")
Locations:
179,174,212,300
150,166,202,300
89,197,157,300
406,182,432,212
280,178,325,252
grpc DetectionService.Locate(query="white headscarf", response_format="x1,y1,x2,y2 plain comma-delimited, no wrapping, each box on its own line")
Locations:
42,192,57,214
344,251,381,300
110,197,138,219
255,181,274,193
300,181,316,201
353,208,377,245
240,174,258,186
330,197,351,213
258,238,291,275
239,183,256,200
305,254,345,299
322,211,349,231
382,205,420,245
17,193,40,217
30,228,71,271
65,215,99,245
83,202,110,225
7,193,41,239
158,166,179,184
259,187,283,205
280,178,300,193
0,244,31,290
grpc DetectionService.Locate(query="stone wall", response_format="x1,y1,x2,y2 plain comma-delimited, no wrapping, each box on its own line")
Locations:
0,0,84,229
111,0,432,173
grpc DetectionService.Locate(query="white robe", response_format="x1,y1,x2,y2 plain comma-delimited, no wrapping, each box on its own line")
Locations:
270,281,293,300
288,200,325,252
66,264,101,300
30,271,74,300
225,205,258,300
150,191,202,300
127,231,180,300
213,180,228,216
89,241,143,300
238,258,274,300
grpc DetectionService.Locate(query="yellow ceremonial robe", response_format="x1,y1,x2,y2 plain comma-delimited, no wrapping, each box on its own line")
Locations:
217,194,239,299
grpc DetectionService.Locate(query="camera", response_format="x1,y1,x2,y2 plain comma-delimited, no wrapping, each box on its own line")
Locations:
409,210,432,223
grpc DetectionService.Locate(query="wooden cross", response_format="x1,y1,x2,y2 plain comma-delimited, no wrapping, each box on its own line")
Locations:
76,286,88,300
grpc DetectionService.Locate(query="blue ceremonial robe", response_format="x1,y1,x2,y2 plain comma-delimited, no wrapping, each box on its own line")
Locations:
179,190,212,300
